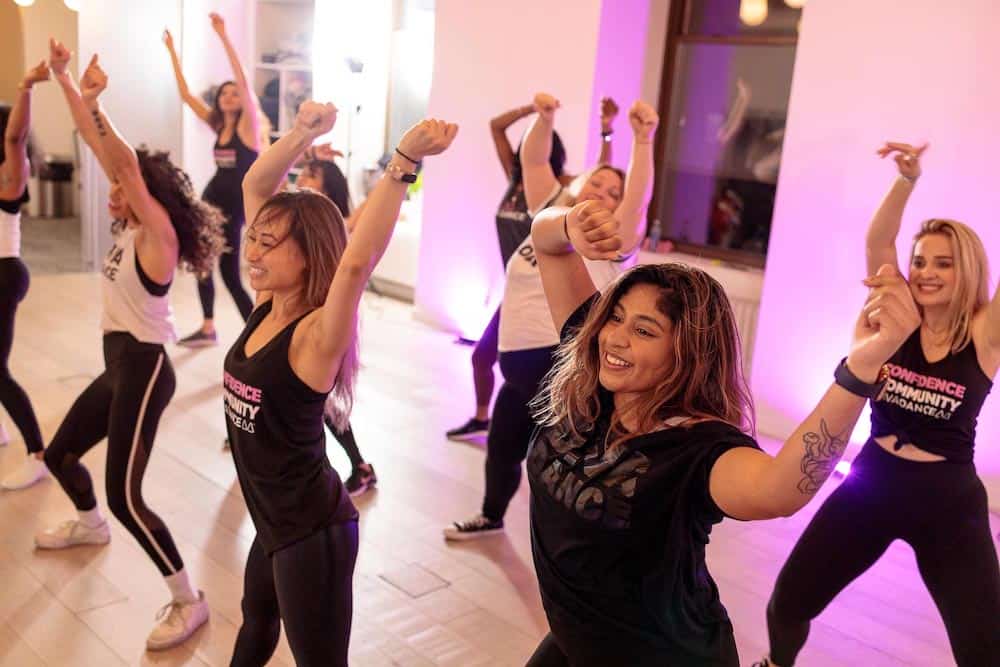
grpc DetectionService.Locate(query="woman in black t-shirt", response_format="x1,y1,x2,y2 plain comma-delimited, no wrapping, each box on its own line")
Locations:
524,198,922,665
226,101,456,666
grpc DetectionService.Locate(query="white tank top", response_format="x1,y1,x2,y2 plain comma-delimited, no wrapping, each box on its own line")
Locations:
0,209,22,258
100,226,177,344
498,236,637,352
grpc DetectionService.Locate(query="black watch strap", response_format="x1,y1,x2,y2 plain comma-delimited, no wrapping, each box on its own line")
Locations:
834,357,886,398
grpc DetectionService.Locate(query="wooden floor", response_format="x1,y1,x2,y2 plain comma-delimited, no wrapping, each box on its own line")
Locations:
0,271,995,666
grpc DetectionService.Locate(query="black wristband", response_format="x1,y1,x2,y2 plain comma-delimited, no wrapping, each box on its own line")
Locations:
395,147,420,166
834,357,886,398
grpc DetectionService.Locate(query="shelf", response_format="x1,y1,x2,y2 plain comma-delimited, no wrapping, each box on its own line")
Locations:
256,62,312,72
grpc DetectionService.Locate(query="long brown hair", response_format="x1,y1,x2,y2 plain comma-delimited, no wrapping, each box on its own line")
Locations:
533,263,755,449
206,81,272,147
250,190,357,429
910,219,991,354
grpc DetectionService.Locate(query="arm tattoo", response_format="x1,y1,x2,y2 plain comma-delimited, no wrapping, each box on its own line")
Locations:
91,109,108,137
796,419,850,495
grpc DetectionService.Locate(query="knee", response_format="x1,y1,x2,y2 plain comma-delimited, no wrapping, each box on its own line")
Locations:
42,447,62,473
240,594,280,635
104,485,131,525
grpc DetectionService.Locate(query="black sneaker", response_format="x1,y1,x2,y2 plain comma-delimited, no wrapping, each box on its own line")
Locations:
445,418,490,441
344,464,377,497
177,329,218,348
443,514,504,540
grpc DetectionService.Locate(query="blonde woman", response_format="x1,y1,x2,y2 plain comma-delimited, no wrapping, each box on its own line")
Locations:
762,144,1000,667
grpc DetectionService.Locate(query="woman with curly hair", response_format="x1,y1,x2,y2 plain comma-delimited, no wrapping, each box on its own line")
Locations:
0,61,50,490
35,41,225,652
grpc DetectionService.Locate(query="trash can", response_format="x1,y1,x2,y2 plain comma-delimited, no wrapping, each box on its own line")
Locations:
39,155,74,218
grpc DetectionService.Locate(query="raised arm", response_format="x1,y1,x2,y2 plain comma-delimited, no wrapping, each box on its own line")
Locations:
0,62,48,200
162,29,211,124
533,200,623,333
717,78,750,145
597,96,619,165
613,100,658,252
242,104,336,226
490,103,534,181
865,142,927,275
294,110,457,389
709,265,921,519
49,39,115,181
522,92,561,214
210,13,261,150
79,56,177,272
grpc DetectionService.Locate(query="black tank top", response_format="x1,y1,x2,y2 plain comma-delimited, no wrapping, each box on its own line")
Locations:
870,329,993,463
224,301,358,554
495,177,531,267
202,131,258,221
0,187,27,214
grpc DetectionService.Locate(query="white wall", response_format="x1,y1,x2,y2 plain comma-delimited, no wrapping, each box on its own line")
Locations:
752,0,1000,504
415,0,656,337
18,0,78,159
77,1,183,266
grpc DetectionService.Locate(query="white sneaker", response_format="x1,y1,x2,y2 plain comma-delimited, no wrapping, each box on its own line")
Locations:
146,591,209,651
2,454,48,490
35,519,111,549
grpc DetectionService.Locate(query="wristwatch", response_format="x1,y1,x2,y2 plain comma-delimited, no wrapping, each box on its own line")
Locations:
834,357,888,398
385,162,417,184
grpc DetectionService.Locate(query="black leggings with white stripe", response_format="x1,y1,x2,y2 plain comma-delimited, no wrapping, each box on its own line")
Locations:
44,332,184,576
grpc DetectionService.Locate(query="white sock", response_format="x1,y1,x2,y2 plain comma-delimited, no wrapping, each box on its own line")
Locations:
164,569,199,604
77,507,105,528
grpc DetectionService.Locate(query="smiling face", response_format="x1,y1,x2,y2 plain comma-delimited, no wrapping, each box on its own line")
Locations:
908,233,956,309
243,214,306,293
597,283,675,398
216,82,241,115
576,167,624,212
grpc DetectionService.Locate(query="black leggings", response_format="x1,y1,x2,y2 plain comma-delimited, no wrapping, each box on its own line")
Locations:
198,215,253,321
231,520,359,667
43,332,184,576
0,258,43,454
481,345,556,521
322,412,365,469
471,305,500,410
767,440,1000,667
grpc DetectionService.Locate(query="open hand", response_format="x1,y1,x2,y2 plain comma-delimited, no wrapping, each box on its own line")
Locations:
876,141,928,182
600,97,619,131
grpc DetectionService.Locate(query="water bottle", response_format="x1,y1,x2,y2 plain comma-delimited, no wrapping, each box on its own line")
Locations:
647,219,662,252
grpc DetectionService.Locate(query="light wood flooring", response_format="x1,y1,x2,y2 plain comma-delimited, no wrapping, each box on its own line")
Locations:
0,270,995,666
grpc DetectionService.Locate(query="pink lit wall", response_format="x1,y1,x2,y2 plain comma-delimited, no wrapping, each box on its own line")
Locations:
752,0,1000,501
415,0,658,337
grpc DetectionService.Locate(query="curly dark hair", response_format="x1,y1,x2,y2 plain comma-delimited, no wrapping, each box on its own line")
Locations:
133,148,227,277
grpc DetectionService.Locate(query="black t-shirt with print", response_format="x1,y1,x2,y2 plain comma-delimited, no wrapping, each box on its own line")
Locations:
494,177,532,267
526,295,760,665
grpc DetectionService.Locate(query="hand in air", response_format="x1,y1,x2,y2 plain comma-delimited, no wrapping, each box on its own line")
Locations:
163,29,175,50
533,92,560,121
396,119,459,162
23,60,50,87
567,200,622,261
79,55,108,103
294,101,338,138
628,100,659,141
876,141,928,182
209,12,226,36
48,38,71,76
600,97,619,131
311,143,343,162
847,264,921,381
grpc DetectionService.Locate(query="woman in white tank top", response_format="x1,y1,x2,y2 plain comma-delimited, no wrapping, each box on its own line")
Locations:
34,41,227,653
0,62,51,491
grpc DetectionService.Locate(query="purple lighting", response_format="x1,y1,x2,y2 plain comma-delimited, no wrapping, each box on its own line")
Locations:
834,460,852,477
